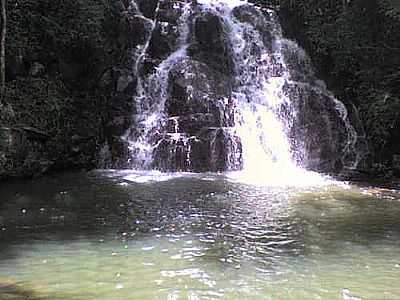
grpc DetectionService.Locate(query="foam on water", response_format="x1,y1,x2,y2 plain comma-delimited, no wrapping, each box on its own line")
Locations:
97,169,340,188
1,172,399,300
121,0,362,186
197,0,247,8
96,169,187,183
227,167,336,187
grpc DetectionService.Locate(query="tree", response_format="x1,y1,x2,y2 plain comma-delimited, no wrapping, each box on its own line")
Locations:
0,0,5,104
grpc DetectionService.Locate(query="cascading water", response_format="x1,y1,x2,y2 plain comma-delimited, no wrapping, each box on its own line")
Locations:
123,1,192,169
123,0,365,181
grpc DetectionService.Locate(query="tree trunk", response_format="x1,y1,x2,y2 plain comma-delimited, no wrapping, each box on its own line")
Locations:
0,0,6,104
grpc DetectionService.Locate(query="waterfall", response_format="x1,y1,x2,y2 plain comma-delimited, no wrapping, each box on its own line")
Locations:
123,0,364,178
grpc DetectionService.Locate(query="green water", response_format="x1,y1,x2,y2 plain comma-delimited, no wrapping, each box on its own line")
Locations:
0,171,400,300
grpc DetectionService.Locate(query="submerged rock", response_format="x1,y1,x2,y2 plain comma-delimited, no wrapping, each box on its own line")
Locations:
0,278,44,300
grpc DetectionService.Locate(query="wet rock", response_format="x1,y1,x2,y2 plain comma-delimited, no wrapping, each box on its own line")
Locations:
166,58,233,127
204,128,243,172
0,127,53,179
283,83,349,172
191,128,242,172
152,128,242,172
166,113,217,135
393,154,400,176
194,13,223,49
126,15,154,47
29,62,45,77
59,59,84,86
158,0,184,24
183,137,208,172
233,4,273,24
105,115,132,137
21,127,49,141
116,72,135,93
281,40,316,83
188,12,234,75
146,23,176,63
232,4,274,50
97,142,113,169
6,52,26,80
108,137,131,169
135,0,158,19
0,277,45,300
152,134,191,171
99,69,113,89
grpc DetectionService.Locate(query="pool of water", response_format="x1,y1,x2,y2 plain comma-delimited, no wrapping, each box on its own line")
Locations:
0,170,400,299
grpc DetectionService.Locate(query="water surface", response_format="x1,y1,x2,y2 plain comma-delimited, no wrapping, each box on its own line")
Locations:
0,171,400,299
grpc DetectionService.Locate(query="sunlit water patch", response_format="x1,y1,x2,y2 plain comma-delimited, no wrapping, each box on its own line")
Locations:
1,172,400,299
96,168,338,188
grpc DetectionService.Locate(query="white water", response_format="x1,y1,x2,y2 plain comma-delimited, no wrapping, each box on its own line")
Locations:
125,2,192,169
204,1,329,185
124,0,360,186
198,0,247,6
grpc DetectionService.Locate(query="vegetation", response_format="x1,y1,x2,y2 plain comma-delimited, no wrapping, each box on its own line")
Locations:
1,0,123,176
0,0,5,103
253,0,400,168
1,0,399,177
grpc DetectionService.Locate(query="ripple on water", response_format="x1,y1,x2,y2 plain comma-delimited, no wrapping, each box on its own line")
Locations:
0,171,400,299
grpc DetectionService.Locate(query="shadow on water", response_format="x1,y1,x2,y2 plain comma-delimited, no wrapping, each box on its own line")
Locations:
0,171,241,257
292,186,400,254
1,171,400,299
0,172,129,258
2,171,400,261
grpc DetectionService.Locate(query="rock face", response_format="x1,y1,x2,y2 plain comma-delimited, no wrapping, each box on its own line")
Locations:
1,0,366,179
188,12,234,75
0,127,52,179
114,0,366,173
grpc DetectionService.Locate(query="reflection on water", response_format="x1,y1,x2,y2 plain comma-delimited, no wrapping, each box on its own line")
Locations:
0,171,400,299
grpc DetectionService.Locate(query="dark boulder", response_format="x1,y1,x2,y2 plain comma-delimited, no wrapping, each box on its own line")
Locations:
283,83,351,172
203,128,243,172
152,134,191,171
29,62,46,78
136,0,159,19
165,113,217,136
188,12,234,75
166,58,234,127
0,127,52,179
152,128,242,172
146,23,176,63
233,4,274,51
116,70,136,94
158,0,185,24
6,53,27,80
281,39,316,83
125,15,154,48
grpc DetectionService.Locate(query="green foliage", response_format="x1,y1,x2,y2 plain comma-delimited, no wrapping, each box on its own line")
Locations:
362,92,400,153
269,0,400,163
379,0,400,19
8,0,119,64
3,77,73,134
